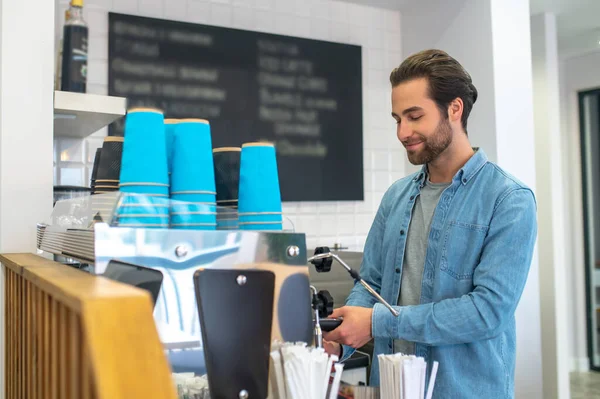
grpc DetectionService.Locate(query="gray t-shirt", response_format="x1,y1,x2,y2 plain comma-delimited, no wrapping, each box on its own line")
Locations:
394,179,450,355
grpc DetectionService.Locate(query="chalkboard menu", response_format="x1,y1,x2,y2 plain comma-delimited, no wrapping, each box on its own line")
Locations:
108,13,363,201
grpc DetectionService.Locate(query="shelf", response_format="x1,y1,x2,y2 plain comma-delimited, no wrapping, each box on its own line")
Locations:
54,91,126,138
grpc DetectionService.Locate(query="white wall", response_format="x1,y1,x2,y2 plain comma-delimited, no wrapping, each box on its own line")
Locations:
0,1,56,397
531,12,570,399
433,0,497,163
561,49,600,371
400,0,467,60
54,0,405,252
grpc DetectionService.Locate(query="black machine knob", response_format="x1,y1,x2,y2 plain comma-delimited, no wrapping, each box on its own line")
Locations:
311,246,332,273
317,290,334,317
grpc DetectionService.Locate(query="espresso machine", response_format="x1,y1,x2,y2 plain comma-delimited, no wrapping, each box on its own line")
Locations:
37,192,394,397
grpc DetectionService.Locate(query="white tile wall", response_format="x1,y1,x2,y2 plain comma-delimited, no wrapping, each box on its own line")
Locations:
54,0,406,251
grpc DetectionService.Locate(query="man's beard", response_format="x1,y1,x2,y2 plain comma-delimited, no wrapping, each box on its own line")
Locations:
405,118,453,165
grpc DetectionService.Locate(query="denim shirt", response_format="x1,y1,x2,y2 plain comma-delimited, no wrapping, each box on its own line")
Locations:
342,149,537,399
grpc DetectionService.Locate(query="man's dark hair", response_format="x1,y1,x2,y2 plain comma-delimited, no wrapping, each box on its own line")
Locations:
389,49,478,133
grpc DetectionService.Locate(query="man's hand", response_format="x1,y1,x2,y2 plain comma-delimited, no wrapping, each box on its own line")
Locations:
323,339,341,357
322,306,373,349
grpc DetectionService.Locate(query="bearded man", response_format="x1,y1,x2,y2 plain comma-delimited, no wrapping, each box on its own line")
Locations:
322,49,537,399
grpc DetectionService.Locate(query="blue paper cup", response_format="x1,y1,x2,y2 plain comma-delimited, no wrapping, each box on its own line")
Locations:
115,205,169,217
170,192,216,203
119,193,170,203
165,119,179,175
120,108,169,186
118,193,170,209
171,213,217,225
238,221,283,231
170,201,216,214
119,183,169,196
115,193,170,222
170,119,216,194
238,143,282,214
117,215,169,225
238,213,283,224
116,222,169,229
171,224,217,230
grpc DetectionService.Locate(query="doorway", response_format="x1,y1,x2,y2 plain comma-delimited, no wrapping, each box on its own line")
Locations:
579,88,600,371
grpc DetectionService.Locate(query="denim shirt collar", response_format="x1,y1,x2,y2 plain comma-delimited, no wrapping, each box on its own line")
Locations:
413,147,488,186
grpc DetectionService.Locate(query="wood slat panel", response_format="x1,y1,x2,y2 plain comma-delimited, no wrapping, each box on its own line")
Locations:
44,292,51,399
27,280,33,399
51,297,58,399
36,285,43,399
82,341,92,399
7,270,13,399
15,272,19,399
6,270,11,399
16,270,21,399
1,253,177,399
70,311,81,399
21,280,31,399
19,272,24,399
60,302,68,399
32,284,37,399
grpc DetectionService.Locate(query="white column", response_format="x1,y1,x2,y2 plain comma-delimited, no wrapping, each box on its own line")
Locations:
530,12,571,399
489,1,543,397
0,0,55,396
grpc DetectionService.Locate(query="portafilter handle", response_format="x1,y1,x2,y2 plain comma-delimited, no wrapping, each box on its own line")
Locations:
308,250,400,317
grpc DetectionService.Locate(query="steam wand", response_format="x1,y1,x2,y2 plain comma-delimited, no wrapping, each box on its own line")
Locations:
308,249,400,317
310,285,323,349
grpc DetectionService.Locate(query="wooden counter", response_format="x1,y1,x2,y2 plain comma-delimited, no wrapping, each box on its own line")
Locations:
2,253,177,399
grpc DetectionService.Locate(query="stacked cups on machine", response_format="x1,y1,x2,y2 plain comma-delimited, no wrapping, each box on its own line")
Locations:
170,119,217,230
91,136,124,221
238,142,283,231
93,136,123,194
213,147,241,230
117,108,170,228
164,119,178,177
114,194,170,228
90,147,102,193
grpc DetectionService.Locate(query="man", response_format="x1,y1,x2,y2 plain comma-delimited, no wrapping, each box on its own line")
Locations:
323,49,537,398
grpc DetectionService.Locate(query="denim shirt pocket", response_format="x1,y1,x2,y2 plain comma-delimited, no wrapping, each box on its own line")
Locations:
440,220,489,283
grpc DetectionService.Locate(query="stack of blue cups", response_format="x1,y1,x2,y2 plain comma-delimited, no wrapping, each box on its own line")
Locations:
170,119,217,230
117,107,170,228
164,119,178,177
114,195,170,228
238,142,283,231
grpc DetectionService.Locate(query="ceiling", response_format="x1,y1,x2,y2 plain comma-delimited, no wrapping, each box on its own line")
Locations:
339,0,600,57
530,0,600,57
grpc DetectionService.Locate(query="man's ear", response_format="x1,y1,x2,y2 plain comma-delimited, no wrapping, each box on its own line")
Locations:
448,97,463,123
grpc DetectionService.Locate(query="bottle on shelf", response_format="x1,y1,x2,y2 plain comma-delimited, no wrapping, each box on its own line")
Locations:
55,9,71,90
60,0,88,93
